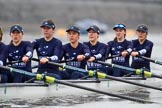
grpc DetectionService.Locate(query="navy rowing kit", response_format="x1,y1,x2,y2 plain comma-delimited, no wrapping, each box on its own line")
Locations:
61,42,91,79
107,39,133,76
32,37,63,79
131,39,153,71
5,41,33,83
84,41,107,73
0,42,8,83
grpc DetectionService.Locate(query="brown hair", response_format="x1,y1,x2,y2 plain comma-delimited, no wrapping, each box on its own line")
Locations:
113,29,126,41
0,27,3,41
43,19,55,30
44,19,54,23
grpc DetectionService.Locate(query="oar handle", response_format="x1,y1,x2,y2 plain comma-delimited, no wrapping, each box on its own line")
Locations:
106,54,121,60
59,58,75,63
32,58,39,62
94,60,112,67
32,58,64,67
48,61,64,67
6,60,21,65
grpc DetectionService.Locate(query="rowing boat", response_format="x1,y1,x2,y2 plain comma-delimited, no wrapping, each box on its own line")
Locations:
1,59,162,103
0,77,161,101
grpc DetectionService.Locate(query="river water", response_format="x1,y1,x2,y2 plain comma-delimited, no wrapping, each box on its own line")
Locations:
1,31,162,108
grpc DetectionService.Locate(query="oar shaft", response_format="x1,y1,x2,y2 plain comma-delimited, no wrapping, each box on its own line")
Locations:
59,58,75,63
48,61,64,67
137,55,155,63
92,72,162,91
64,65,88,73
106,54,121,59
32,58,64,67
55,79,154,103
105,75,162,91
31,58,39,62
48,61,88,74
32,58,162,90
32,58,88,73
152,74,162,79
95,61,136,72
95,60,162,79
0,65,36,77
6,60,21,65
137,55,162,65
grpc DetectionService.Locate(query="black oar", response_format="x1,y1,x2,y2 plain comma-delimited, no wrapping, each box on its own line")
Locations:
137,55,162,65
59,58,75,63
32,58,162,91
0,65,155,104
106,54,121,59
95,60,162,79
6,60,20,65
97,73,162,91
32,58,88,73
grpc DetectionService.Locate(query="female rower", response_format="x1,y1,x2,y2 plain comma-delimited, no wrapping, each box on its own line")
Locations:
106,23,133,77
131,24,153,71
5,25,33,83
0,26,8,83
61,25,91,79
32,19,62,79
84,25,107,73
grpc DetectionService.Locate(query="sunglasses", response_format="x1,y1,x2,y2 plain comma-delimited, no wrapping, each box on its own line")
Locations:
113,24,126,29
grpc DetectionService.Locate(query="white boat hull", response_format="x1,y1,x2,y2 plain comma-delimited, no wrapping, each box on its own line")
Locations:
0,78,162,100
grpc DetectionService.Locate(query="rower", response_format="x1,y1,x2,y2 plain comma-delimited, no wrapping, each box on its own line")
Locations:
5,25,33,83
0,26,8,83
32,19,62,79
84,25,107,74
131,24,153,72
106,24,133,77
60,25,91,79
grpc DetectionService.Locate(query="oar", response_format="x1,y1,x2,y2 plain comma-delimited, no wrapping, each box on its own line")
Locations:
32,65,39,69
94,60,162,79
59,58,75,63
32,58,88,73
106,54,121,59
97,73,162,91
0,65,155,103
32,58,162,91
6,60,20,65
137,55,162,65
7,60,38,69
